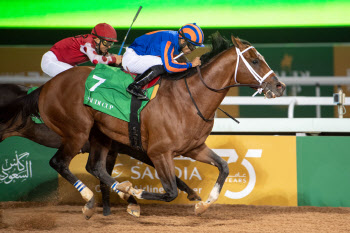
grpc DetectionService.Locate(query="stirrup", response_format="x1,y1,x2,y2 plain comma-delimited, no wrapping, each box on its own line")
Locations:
137,94,149,101
127,85,149,100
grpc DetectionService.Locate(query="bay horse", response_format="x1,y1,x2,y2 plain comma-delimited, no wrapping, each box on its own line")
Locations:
0,33,285,217
0,84,201,218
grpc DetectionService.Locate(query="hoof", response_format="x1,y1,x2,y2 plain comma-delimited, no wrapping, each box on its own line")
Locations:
82,196,95,220
103,207,111,216
194,201,210,216
127,203,141,218
187,192,202,201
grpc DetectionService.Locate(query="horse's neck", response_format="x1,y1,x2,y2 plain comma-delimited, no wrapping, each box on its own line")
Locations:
184,49,235,117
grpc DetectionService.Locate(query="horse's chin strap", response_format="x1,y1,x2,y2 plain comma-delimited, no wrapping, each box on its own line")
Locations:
234,46,274,97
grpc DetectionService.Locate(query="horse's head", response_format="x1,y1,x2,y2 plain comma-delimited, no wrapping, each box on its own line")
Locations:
231,35,286,98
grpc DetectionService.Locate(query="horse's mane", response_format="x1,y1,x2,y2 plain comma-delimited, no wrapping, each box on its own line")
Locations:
162,31,251,80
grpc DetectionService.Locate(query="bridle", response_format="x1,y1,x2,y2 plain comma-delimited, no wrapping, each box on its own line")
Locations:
234,46,274,96
184,45,274,122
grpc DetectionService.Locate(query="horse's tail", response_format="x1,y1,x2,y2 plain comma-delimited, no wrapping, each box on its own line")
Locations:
0,86,42,132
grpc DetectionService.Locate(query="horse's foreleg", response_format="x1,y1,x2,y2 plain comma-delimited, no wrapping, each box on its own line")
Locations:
97,151,140,217
128,153,178,202
175,177,201,201
98,151,115,216
50,140,96,220
183,144,229,216
120,145,201,202
86,135,134,210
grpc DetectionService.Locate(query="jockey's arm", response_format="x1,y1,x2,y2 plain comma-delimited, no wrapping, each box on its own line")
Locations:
161,41,191,73
80,43,119,65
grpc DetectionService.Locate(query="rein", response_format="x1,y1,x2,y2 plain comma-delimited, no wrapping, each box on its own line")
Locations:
184,75,240,123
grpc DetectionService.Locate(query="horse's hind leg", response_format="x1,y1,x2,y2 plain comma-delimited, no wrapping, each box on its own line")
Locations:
49,138,96,220
183,144,229,216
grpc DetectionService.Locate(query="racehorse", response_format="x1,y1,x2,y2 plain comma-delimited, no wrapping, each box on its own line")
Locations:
0,33,285,217
0,84,200,218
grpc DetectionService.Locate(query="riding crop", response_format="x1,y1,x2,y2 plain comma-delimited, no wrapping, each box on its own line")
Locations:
118,6,143,55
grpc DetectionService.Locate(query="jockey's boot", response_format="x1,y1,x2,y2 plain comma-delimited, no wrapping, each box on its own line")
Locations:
127,65,165,101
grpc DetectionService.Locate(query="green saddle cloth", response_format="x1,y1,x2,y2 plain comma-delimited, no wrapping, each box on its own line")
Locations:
84,64,155,122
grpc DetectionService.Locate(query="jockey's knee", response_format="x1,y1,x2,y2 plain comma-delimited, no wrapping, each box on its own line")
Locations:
149,65,166,75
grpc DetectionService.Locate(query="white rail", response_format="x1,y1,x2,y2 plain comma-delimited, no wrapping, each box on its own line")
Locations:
279,77,350,85
221,96,350,118
0,76,50,84
212,118,350,133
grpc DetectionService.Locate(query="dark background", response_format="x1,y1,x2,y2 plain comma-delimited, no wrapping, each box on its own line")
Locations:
1,26,349,45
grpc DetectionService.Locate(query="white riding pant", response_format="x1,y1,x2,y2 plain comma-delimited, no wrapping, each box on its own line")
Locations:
41,51,73,77
122,48,163,74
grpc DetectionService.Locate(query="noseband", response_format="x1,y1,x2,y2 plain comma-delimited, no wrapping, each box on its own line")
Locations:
184,45,274,122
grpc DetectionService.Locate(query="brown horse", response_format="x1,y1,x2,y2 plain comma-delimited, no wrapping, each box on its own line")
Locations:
0,33,285,217
0,84,201,217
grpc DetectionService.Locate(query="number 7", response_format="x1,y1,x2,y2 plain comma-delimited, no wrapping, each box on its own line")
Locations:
89,75,106,91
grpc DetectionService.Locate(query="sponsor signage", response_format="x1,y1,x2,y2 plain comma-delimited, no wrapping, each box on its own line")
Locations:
0,136,58,201
6,135,348,208
61,136,297,206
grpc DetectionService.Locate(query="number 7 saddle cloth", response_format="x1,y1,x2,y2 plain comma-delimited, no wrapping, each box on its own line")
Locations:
84,63,160,122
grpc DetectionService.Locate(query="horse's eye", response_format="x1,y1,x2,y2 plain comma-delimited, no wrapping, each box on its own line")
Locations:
252,59,259,65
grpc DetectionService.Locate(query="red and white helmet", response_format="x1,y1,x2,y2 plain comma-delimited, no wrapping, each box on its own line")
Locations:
91,23,118,42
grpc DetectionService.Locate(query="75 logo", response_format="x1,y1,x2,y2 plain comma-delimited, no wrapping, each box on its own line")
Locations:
213,149,262,199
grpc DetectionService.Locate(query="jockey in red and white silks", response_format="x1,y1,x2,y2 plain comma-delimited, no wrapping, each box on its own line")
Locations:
41,23,122,77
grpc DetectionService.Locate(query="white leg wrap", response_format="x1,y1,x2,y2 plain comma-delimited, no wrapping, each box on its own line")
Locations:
74,180,93,202
81,188,94,202
206,183,220,204
111,181,121,193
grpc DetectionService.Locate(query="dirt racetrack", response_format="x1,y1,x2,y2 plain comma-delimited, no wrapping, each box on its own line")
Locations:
1,202,350,233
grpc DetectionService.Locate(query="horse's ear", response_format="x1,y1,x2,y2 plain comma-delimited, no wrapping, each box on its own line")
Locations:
231,34,239,48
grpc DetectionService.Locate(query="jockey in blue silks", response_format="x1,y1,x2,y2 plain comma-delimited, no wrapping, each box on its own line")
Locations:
122,23,205,100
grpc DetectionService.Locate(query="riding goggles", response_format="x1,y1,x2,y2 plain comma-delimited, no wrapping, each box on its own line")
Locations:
101,39,114,47
186,42,197,51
